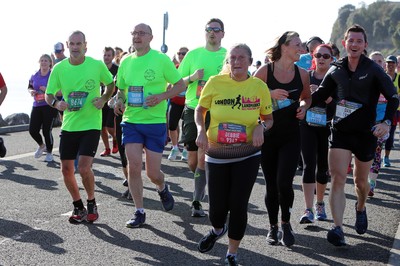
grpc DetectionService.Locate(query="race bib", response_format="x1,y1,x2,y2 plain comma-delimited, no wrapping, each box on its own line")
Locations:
217,123,247,144
334,100,362,124
376,102,387,122
127,86,144,107
196,80,207,99
306,107,327,127
34,92,45,103
68,91,88,111
272,98,295,111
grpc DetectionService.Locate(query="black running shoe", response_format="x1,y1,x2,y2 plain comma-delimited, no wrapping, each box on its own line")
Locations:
197,224,228,253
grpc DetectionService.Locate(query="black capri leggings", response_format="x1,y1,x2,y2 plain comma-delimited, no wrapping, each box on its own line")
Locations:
300,123,330,184
115,114,127,168
29,105,58,153
207,155,261,241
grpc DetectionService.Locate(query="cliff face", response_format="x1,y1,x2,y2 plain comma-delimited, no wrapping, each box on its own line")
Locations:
330,1,400,57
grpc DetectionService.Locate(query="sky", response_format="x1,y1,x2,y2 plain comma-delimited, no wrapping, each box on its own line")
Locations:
0,0,380,118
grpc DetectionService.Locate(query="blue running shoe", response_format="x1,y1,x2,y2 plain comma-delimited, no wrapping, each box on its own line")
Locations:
299,208,314,224
355,202,368,234
383,156,391,167
126,210,146,228
327,225,346,246
158,184,174,211
315,202,328,221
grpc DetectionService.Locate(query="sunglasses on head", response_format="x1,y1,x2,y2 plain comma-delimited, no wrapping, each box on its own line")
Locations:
177,52,187,56
314,53,332,59
205,27,223,33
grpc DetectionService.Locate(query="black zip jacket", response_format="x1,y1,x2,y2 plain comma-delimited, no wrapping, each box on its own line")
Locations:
310,54,399,133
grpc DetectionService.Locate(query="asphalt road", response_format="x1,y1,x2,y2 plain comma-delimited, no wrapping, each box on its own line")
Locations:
0,126,399,266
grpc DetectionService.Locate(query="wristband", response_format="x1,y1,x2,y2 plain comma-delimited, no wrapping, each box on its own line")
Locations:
51,99,58,107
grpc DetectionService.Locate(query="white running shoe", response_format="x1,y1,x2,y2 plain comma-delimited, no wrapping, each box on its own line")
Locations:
45,153,53,162
168,147,180,161
34,145,47,158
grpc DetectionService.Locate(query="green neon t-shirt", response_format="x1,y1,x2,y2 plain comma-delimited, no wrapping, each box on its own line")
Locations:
46,57,113,131
178,47,227,109
116,49,182,124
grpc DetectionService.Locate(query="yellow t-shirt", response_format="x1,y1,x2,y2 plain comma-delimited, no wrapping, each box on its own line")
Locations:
199,74,272,144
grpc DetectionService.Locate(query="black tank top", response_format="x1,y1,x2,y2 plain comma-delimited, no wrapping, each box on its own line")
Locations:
266,62,302,134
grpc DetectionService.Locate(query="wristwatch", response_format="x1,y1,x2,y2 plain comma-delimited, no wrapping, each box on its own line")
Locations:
51,99,58,107
383,119,391,126
261,121,268,132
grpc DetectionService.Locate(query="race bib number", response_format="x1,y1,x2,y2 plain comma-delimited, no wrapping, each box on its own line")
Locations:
217,123,247,144
306,107,327,127
196,80,207,99
127,86,144,107
272,98,294,111
334,100,362,123
68,91,88,111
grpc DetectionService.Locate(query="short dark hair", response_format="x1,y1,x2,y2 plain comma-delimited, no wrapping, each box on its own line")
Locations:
206,18,224,32
344,24,367,43
104,46,115,57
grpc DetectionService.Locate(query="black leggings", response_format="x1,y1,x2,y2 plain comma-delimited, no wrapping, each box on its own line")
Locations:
29,105,58,153
115,114,127,168
261,131,300,225
207,155,260,241
300,123,330,184
384,124,397,152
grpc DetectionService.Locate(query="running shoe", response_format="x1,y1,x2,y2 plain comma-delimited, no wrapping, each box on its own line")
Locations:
100,148,111,157
383,157,391,167
45,153,54,162
368,180,376,197
225,255,238,266
299,208,314,224
281,223,295,247
158,184,174,211
181,148,188,161
355,202,368,234
315,202,328,221
122,179,128,187
121,189,132,200
266,225,279,245
327,225,346,246
34,145,46,159
197,224,228,253
112,140,119,154
167,147,180,161
191,201,206,217
69,207,87,224
87,202,99,223
126,210,146,228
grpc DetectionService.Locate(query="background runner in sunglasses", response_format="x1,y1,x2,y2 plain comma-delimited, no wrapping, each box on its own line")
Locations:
298,44,335,225
178,18,227,218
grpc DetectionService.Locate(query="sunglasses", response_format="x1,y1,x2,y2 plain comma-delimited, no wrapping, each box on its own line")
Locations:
314,53,332,59
131,31,150,37
205,27,223,33
177,52,187,56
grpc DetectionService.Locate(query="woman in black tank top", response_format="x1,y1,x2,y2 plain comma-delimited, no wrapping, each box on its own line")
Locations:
254,31,311,247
